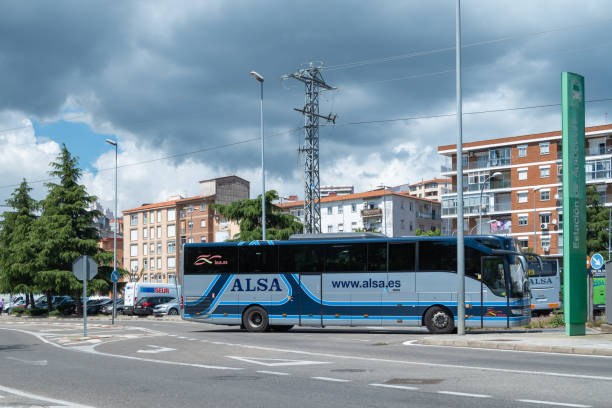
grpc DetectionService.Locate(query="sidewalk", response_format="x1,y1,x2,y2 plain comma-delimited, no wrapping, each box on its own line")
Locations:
417,325,612,356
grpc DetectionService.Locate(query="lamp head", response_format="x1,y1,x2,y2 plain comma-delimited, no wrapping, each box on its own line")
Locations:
250,71,264,82
105,139,117,146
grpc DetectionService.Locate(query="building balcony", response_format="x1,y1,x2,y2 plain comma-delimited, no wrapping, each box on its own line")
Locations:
361,208,383,218
447,157,512,173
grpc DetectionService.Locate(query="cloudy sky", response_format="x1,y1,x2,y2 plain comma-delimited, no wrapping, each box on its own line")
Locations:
1,0,611,216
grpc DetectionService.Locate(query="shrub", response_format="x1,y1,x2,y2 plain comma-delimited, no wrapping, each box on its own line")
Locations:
48,310,63,318
10,308,26,315
25,308,48,317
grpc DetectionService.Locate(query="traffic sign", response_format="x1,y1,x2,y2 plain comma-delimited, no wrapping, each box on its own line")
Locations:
72,256,98,281
110,269,119,283
591,253,604,270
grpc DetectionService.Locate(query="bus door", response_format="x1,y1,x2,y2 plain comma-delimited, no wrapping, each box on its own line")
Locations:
480,256,508,328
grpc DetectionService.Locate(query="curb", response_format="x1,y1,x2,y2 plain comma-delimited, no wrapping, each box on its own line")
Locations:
415,338,612,357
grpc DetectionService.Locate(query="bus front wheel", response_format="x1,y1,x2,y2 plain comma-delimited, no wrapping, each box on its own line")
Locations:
242,306,269,332
424,306,455,334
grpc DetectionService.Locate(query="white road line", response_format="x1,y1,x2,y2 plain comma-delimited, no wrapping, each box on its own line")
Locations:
369,383,419,391
257,370,290,376
516,399,591,408
438,391,491,398
0,384,93,408
312,376,350,383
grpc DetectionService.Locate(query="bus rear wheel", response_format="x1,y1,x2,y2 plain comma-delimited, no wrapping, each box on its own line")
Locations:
424,306,455,334
242,306,269,332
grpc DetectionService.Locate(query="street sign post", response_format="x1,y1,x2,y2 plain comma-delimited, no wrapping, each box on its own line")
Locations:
111,269,119,325
72,255,98,337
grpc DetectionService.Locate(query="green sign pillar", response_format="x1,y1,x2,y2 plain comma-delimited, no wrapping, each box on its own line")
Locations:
561,72,587,336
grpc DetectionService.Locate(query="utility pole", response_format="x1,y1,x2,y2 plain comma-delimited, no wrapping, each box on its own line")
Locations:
283,62,336,233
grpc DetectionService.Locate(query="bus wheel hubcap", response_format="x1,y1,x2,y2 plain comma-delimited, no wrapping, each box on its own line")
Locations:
251,313,262,326
433,312,449,328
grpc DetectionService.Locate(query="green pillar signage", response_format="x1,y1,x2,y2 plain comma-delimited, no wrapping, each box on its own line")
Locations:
561,72,587,336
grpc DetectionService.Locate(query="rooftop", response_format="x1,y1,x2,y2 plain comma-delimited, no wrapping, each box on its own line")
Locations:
278,189,439,209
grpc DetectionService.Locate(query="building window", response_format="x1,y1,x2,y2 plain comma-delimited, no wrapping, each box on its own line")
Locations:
143,259,148,270
518,191,528,203
143,212,148,224
168,273,177,285
168,224,176,238
351,203,357,213
539,142,550,155
351,221,357,231
157,258,162,270
157,242,162,255
410,222,413,231
143,243,148,256
181,236,186,246
338,205,343,214
149,211,155,223
143,274,148,283
338,223,344,232
150,227,154,239
540,190,550,201
518,215,528,226
167,240,175,254
518,168,528,181
143,227,148,240
200,203,207,211
409,202,413,211
540,166,550,178
541,236,550,249
149,243,154,254
400,219,405,229
201,236,207,243
157,226,162,239
168,209,176,222
150,258,155,271
168,257,176,270
518,239,529,249
327,207,332,215
188,237,193,244
517,144,527,158
180,209,186,218
130,244,138,257
200,219,206,228
130,260,138,272
130,229,138,241
130,214,138,226
327,225,333,233
540,213,551,224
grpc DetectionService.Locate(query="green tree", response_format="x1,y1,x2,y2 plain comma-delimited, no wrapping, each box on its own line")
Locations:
586,185,610,259
415,228,441,236
32,144,108,310
211,190,302,241
0,179,39,305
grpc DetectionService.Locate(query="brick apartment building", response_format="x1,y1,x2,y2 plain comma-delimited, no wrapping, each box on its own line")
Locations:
122,176,248,285
392,178,451,202
280,189,441,236
438,123,612,260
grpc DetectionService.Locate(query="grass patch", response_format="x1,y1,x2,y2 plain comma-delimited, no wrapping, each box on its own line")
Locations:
48,310,63,318
524,313,565,329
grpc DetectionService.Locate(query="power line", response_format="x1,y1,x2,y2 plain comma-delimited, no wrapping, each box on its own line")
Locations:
325,18,612,71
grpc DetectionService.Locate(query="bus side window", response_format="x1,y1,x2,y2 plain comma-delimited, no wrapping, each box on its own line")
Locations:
239,246,278,273
279,245,324,273
185,246,236,275
388,243,416,271
418,241,456,271
326,244,366,272
367,242,387,272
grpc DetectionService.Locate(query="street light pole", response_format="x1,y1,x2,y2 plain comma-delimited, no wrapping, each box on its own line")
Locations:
456,0,466,335
250,71,266,240
478,172,502,234
105,139,118,325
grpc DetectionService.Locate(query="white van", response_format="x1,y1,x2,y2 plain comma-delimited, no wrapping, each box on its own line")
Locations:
123,283,180,315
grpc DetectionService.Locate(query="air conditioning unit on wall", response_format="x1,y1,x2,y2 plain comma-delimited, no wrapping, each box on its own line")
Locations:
540,223,549,229
542,246,550,252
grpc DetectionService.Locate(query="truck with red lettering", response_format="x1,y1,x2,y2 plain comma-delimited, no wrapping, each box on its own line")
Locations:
123,282,180,315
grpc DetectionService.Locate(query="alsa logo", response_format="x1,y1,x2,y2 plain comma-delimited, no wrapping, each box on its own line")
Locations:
529,277,553,285
154,288,170,294
194,254,228,266
230,278,282,292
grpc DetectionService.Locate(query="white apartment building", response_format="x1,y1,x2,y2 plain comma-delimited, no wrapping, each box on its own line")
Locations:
279,189,441,236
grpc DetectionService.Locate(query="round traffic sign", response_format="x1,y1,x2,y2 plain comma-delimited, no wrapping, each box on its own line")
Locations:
110,269,120,283
591,253,604,270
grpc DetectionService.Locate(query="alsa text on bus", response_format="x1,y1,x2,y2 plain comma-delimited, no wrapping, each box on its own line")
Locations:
231,278,282,292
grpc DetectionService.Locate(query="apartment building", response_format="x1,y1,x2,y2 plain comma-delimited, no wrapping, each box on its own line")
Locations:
393,178,451,201
122,176,248,285
320,185,354,197
279,190,441,236
438,123,612,259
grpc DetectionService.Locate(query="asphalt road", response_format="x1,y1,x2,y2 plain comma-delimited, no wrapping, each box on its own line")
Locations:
0,318,610,408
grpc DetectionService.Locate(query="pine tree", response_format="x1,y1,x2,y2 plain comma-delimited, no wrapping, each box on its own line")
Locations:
211,190,303,241
0,179,39,304
33,144,108,309
586,185,610,259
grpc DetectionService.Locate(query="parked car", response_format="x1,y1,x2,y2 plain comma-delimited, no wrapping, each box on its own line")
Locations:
86,298,112,315
133,296,175,316
153,298,179,316
101,298,124,315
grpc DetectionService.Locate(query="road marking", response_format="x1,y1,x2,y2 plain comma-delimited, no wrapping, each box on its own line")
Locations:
137,345,176,354
257,370,290,376
0,384,93,408
516,399,591,407
370,383,419,391
312,376,350,383
438,391,491,398
5,356,48,366
226,356,330,367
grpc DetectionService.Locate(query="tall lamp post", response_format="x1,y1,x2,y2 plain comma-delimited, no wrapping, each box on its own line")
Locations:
250,71,266,240
105,139,118,325
478,172,502,234
533,187,541,254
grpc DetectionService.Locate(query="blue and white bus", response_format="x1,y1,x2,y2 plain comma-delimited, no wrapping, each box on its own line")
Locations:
181,234,532,333
528,259,562,314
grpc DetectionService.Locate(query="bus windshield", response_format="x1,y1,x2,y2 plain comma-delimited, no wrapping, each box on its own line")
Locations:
528,261,556,277
509,256,527,297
